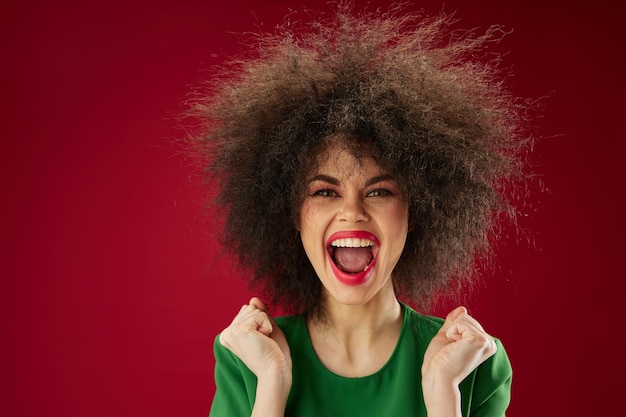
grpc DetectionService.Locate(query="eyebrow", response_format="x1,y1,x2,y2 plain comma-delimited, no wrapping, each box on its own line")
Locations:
307,174,394,187
308,174,340,186
365,174,395,187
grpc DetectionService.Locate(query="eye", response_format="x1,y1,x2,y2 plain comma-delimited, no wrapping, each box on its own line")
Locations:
366,188,395,198
311,189,339,198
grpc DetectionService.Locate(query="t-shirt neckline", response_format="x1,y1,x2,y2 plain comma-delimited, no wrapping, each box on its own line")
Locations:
299,303,409,380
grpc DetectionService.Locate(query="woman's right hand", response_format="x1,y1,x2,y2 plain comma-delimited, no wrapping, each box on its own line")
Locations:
219,297,292,401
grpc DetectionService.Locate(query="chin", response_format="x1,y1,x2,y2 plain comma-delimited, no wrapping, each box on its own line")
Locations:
322,269,387,306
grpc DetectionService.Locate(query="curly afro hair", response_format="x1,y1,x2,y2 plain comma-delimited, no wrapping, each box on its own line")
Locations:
187,4,531,315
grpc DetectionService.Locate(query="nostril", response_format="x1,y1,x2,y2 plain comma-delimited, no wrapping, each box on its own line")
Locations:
338,203,368,223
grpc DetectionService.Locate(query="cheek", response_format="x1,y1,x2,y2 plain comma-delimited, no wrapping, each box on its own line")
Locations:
299,201,334,233
297,203,311,233
295,197,309,231
296,199,315,232
387,206,410,254
388,202,410,231
298,205,319,249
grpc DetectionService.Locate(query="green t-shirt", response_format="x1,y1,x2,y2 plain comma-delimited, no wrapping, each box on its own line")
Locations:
210,304,512,416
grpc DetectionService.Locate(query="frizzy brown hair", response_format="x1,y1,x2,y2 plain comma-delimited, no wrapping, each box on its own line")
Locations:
187,4,531,315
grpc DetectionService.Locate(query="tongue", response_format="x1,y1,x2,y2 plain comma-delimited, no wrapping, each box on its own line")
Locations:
333,247,373,273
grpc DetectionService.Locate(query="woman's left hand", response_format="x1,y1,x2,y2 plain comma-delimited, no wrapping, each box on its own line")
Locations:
421,306,497,415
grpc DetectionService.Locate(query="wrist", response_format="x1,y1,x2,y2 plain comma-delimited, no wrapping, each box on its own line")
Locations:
421,374,461,417
257,368,292,401
252,371,292,417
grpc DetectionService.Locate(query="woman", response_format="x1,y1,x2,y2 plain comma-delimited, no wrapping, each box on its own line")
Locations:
190,5,528,416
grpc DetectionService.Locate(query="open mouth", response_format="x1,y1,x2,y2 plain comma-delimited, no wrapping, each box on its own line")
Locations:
327,231,379,286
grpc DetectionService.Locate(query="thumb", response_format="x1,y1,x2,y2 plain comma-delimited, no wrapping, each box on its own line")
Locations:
441,306,467,329
249,298,289,353
442,306,469,342
248,297,274,335
249,297,270,315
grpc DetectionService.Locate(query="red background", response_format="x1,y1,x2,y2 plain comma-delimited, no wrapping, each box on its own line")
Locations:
2,0,624,415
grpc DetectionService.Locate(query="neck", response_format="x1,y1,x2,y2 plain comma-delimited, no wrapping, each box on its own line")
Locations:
305,282,403,377
311,282,402,345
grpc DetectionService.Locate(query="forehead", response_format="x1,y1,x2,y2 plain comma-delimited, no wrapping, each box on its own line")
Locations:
308,138,388,180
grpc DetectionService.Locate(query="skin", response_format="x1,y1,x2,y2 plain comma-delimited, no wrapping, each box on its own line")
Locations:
218,139,498,417
298,142,410,309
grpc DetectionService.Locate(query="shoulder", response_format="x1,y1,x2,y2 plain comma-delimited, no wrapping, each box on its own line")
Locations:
459,337,512,415
401,303,445,342
474,337,513,381
400,303,513,414
275,313,306,344
275,314,303,331
401,303,512,378
213,313,304,361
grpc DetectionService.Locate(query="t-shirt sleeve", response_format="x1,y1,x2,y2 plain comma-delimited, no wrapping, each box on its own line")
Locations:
460,338,513,417
208,335,258,417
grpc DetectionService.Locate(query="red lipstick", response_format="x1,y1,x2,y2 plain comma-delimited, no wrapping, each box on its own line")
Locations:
326,231,380,286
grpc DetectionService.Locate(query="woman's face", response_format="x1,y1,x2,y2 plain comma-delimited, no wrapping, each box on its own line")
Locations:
298,140,409,306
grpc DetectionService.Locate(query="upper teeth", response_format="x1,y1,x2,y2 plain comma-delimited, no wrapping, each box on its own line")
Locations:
330,238,375,248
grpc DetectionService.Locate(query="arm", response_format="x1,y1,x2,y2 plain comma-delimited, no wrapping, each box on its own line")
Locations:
422,307,503,417
210,297,292,417
209,337,255,416
460,339,512,417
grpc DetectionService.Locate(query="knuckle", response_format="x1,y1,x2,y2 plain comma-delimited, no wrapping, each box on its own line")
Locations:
476,335,497,357
219,330,232,348
467,332,491,350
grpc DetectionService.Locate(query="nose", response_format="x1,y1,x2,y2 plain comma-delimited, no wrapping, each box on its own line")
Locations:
338,194,369,223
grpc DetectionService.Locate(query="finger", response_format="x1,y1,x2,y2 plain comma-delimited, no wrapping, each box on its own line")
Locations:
250,309,273,335
448,306,468,320
439,306,467,333
445,315,497,356
249,297,279,328
237,300,262,317
448,309,487,334
248,298,289,353
230,301,274,334
235,297,268,319
238,303,250,315
443,307,487,342
249,297,268,313
230,302,258,325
